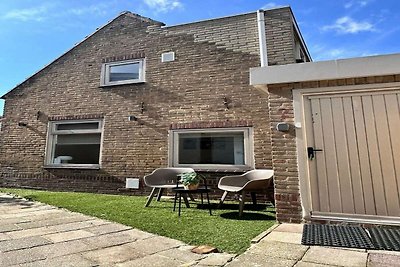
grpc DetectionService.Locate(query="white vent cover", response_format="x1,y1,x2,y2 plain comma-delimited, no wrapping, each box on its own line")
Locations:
161,52,175,62
126,178,139,189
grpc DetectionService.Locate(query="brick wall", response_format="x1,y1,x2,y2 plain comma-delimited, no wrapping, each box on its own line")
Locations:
0,9,298,195
267,74,400,223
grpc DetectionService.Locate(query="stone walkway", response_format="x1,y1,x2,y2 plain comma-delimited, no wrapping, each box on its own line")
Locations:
0,193,234,266
2,193,400,267
227,224,400,267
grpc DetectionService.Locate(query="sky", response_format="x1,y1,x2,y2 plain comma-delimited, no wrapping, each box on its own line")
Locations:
0,0,399,115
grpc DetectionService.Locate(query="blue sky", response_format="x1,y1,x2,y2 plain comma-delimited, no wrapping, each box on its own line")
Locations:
1,0,399,115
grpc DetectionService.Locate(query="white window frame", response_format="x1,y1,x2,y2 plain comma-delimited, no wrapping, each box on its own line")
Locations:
169,127,255,171
44,119,104,169
100,59,145,86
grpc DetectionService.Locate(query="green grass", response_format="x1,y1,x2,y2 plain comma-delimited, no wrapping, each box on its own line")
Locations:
0,188,275,254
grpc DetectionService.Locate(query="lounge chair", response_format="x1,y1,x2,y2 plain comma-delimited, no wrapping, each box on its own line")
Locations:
218,169,274,216
144,167,194,207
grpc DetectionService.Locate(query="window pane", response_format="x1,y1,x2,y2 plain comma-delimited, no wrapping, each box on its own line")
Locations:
53,133,101,164
178,132,245,165
57,122,99,130
109,63,139,82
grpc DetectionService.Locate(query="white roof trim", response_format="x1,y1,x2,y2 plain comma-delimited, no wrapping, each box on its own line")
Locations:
250,53,400,85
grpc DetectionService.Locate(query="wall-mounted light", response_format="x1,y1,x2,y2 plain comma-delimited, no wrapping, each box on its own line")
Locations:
223,96,230,109
128,115,138,121
18,122,28,127
140,102,145,114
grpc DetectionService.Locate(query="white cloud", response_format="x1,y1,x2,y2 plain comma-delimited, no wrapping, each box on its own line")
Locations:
311,44,373,61
143,0,183,13
2,5,49,22
261,2,283,9
322,16,375,34
68,3,110,16
344,0,370,9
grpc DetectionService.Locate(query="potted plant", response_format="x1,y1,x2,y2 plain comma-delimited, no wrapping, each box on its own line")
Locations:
179,172,200,190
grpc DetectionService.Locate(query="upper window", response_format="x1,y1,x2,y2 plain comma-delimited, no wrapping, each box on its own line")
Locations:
100,59,145,86
45,120,103,168
170,128,254,170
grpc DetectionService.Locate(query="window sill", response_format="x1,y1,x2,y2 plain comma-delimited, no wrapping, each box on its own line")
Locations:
99,80,145,87
44,164,101,170
173,165,253,173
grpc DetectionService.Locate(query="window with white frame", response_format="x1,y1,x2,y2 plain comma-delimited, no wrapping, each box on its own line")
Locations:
100,59,145,86
170,128,254,170
46,120,103,168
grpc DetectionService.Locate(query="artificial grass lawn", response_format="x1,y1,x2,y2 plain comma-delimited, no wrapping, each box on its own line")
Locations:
0,188,275,254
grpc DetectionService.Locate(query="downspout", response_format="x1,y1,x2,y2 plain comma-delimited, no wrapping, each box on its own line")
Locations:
257,10,268,67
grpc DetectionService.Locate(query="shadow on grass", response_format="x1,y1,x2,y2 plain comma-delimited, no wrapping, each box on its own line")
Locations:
219,211,275,221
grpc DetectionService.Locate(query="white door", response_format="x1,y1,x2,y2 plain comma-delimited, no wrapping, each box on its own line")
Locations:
304,88,400,219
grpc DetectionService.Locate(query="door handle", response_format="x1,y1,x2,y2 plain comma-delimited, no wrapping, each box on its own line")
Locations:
307,147,323,160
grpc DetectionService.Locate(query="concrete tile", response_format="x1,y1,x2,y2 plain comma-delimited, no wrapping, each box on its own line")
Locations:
252,240,309,260
0,223,22,233
262,231,302,244
18,254,98,267
0,247,47,266
127,235,184,255
0,236,52,252
0,209,63,219
0,233,11,241
80,230,140,249
116,254,184,267
302,246,367,267
16,214,94,230
158,247,205,262
44,229,95,242
28,239,94,258
82,243,145,264
7,226,57,239
295,261,338,267
274,223,304,233
84,222,131,235
368,252,400,267
197,253,235,266
226,253,296,267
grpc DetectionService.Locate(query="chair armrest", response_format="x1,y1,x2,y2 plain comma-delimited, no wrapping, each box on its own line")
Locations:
218,175,249,188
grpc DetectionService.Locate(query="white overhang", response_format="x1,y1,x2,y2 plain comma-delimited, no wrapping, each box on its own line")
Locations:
250,53,400,86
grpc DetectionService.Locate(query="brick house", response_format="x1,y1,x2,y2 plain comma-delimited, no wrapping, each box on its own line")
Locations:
0,7,310,213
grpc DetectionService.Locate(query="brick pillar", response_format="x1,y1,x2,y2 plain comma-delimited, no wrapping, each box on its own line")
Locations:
268,85,302,223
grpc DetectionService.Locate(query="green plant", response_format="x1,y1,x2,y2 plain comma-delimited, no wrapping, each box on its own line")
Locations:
178,172,200,186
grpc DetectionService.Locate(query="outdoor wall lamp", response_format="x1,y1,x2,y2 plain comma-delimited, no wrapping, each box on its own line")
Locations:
18,122,28,127
223,96,230,109
128,115,138,121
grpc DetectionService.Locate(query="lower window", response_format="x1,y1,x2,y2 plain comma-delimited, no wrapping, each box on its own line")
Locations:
45,120,103,168
170,128,254,170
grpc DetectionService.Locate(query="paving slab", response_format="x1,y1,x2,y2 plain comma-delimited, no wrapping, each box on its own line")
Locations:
0,247,47,266
0,236,52,252
252,240,309,260
197,252,235,266
80,229,140,249
368,252,400,267
226,252,297,267
84,222,132,235
158,246,206,262
261,231,302,244
126,235,185,255
274,223,304,233
17,254,98,267
43,229,95,243
27,239,96,259
302,246,367,267
295,261,339,267
116,254,185,267
82,243,146,265
0,224,22,233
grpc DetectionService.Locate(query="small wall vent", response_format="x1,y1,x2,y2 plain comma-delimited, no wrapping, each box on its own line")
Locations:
161,52,175,62
126,178,140,189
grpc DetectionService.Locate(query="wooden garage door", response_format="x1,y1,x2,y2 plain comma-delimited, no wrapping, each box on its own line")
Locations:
305,89,400,218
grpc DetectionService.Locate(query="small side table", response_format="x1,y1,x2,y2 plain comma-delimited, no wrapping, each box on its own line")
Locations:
172,187,212,216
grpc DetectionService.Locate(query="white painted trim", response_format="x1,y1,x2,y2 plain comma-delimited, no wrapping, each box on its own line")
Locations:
294,82,400,222
250,53,400,85
100,59,145,86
